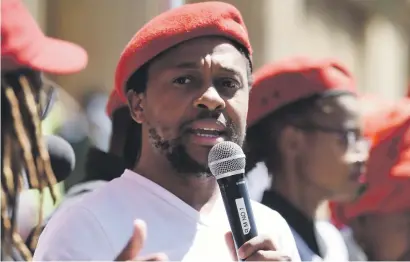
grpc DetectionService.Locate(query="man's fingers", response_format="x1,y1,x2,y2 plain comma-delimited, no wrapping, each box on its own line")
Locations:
115,219,147,261
237,235,276,260
224,231,238,261
245,250,291,261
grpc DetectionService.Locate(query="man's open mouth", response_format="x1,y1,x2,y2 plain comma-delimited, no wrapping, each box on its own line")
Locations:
188,128,226,137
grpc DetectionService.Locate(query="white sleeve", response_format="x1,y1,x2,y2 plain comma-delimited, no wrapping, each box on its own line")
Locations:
33,205,115,261
252,201,302,261
275,213,302,262
316,221,350,260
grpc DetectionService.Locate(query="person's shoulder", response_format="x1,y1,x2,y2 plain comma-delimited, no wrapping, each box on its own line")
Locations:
315,220,347,247
315,220,349,260
33,204,115,261
250,200,294,238
250,200,302,261
33,176,132,261
315,220,345,239
66,173,133,210
337,225,368,261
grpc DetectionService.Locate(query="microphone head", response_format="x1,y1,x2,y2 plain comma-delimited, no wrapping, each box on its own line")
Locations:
44,135,76,183
208,141,246,180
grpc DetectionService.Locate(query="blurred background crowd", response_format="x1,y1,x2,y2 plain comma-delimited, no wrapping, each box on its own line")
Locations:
12,0,410,259
21,0,410,220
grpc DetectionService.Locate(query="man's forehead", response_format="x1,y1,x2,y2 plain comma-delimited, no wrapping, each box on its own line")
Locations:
154,37,245,67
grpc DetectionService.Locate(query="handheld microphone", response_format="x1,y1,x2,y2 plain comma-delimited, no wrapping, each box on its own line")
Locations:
46,135,76,183
25,135,76,188
208,141,258,255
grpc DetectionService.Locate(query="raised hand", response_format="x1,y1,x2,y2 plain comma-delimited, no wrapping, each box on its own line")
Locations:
115,220,168,261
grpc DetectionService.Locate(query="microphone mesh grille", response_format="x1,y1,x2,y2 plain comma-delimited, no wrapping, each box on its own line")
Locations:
208,141,246,179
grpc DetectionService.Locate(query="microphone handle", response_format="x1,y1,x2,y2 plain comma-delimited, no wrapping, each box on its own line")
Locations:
217,174,258,260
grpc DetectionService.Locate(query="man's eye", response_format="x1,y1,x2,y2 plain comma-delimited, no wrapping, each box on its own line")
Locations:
173,76,192,85
220,78,240,89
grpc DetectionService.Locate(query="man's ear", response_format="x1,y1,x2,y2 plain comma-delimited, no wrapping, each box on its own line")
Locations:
127,90,145,124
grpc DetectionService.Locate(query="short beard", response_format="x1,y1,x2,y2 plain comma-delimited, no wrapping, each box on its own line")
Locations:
148,118,243,178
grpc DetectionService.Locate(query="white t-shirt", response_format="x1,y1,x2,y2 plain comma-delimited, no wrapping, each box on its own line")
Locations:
339,226,367,261
246,162,271,202
34,170,301,261
291,221,349,261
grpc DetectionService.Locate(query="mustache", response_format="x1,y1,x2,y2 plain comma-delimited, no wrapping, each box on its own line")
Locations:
180,110,227,132
175,110,239,143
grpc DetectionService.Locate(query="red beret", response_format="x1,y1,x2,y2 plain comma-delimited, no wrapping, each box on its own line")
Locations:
331,98,410,224
247,56,356,127
106,89,126,118
1,0,87,74
115,1,252,101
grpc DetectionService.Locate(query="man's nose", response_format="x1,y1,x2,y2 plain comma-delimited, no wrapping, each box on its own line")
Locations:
193,86,225,111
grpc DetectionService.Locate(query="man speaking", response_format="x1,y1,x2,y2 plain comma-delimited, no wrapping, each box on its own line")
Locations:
34,2,300,261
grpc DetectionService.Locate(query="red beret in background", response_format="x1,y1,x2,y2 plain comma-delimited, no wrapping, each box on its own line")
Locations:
1,0,87,74
247,56,356,127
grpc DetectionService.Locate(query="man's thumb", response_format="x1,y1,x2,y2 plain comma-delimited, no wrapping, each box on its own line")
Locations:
115,219,147,261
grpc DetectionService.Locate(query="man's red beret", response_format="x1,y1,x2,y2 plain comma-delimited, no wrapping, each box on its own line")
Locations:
114,1,252,102
247,56,356,127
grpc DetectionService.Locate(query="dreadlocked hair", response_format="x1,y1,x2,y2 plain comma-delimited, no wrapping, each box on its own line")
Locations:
1,71,58,260
244,93,326,175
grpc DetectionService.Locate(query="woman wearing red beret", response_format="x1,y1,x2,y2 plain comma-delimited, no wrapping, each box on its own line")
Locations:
245,57,369,261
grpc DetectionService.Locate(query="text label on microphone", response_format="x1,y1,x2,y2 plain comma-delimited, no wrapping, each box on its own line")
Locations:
235,197,251,235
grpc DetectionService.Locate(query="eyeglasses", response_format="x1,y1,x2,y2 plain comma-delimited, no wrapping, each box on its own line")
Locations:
290,122,370,153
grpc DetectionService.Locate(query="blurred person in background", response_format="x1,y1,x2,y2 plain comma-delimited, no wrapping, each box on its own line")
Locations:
34,2,301,261
246,162,271,201
84,91,112,153
33,90,137,227
331,97,410,261
104,89,142,171
55,92,90,189
40,86,87,192
1,0,87,260
72,89,141,198
244,57,369,261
